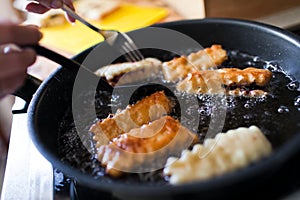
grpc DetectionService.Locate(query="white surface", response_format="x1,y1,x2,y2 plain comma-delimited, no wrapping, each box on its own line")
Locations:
1,98,53,200
0,0,24,23
162,0,205,19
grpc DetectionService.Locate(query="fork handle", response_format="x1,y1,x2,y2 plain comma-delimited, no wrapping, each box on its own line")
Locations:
62,5,101,34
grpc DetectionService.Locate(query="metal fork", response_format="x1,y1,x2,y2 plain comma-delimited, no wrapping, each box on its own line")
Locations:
62,5,144,62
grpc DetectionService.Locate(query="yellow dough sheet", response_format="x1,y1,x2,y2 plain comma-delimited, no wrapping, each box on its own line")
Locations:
40,4,168,54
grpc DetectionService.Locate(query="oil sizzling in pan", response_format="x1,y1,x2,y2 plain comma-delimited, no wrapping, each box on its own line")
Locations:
57,48,300,185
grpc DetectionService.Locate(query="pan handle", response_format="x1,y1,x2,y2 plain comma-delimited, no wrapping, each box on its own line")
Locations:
26,45,95,74
11,44,113,113
12,74,42,114
11,45,92,114
27,45,81,71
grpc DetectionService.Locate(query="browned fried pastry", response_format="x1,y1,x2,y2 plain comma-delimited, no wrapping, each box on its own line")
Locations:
94,58,162,86
218,67,272,86
227,88,268,97
163,126,272,184
177,70,224,94
97,116,198,177
162,45,228,82
90,91,171,147
176,68,272,96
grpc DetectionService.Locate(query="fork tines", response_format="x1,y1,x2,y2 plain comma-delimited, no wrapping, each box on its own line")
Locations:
119,32,144,62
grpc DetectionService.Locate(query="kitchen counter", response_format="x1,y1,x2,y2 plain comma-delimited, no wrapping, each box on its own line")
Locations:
1,98,53,200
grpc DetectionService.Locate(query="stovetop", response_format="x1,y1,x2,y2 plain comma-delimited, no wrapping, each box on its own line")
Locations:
54,169,119,200
53,150,300,200
53,27,300,200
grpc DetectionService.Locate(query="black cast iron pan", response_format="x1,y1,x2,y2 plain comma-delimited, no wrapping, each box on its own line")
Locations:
15,18,300,199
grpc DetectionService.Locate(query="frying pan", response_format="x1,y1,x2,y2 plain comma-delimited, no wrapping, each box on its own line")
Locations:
16,18,300,199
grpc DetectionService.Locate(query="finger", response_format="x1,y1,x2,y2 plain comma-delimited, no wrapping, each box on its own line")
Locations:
34,0,53,8
27,0,64,9
38,0,63,9
26,25,40,29
50,0,63,9
63,0,76,23
0,72,27,97
26,2,50,14
0,50,33,97
20,48,37,67
0,25,42,45
26,0,76,23
0,49,36,77
0,52,29,94
63,0,75,10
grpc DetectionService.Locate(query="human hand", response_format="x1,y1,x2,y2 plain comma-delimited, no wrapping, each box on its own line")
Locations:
26,0,76,23
0,24,42,99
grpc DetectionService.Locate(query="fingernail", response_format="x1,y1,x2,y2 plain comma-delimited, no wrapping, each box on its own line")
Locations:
27,24,39,29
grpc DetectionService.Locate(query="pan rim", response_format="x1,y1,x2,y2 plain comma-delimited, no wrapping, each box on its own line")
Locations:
27,17,300,195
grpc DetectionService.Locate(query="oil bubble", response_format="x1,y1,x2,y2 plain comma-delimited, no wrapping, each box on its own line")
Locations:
264,62,281,72
295,96,300,106
247,61,254,66
257,96,267,103
186,104,199,116
253,56,261,62
264,111,272,116
278,106,289,114
225,97,236,108
287,81,299,91
243,115,251,120
198,109,206,115
244,103,251,109
186,108,193,115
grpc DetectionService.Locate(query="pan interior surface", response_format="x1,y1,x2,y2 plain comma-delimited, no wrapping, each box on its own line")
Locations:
28,19,300,195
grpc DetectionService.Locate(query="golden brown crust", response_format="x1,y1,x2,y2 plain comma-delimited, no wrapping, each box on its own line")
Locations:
176,70,223,94
203,45,229,65
162,45,228,82
97,116,198,176
176,68,272,96
90,91,171,147
163,126,272,184
227,88,268,97
218,67,272,86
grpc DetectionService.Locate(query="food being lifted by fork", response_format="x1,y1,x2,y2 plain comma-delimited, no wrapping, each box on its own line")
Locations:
94,58,162,86
92,44,228,87
93,44,227,86
89,91,171,147
96,116,198,177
